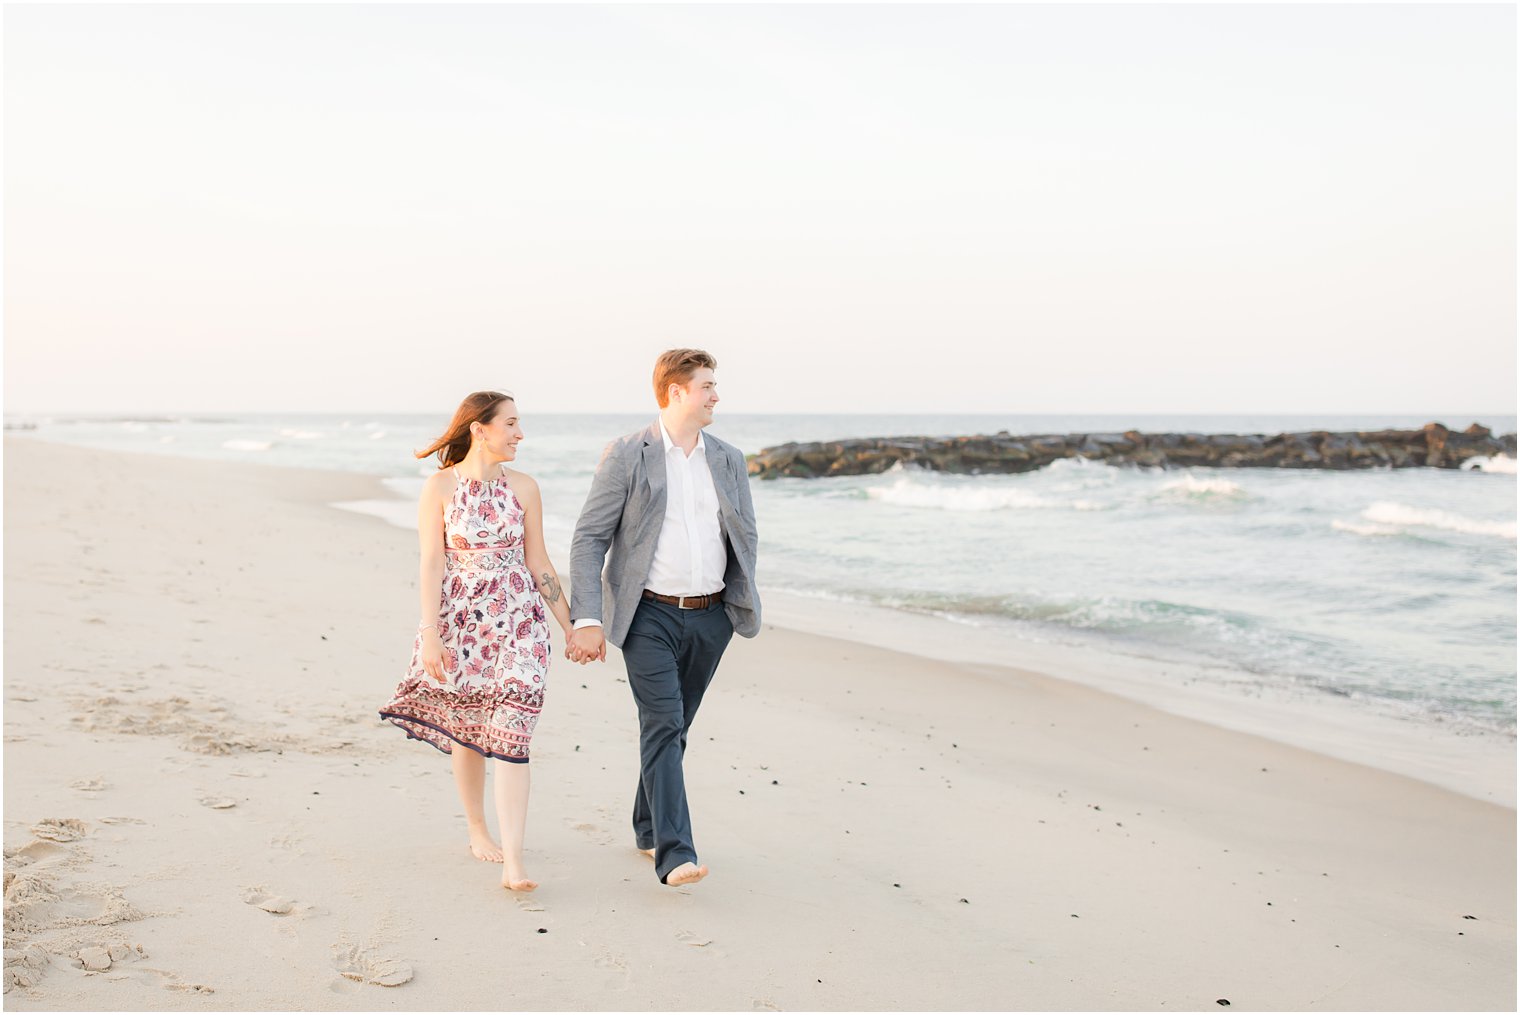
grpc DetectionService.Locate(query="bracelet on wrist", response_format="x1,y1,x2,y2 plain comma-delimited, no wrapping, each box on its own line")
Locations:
418,623,438,634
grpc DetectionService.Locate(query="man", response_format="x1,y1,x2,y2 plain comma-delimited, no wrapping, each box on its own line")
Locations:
566,348,761,887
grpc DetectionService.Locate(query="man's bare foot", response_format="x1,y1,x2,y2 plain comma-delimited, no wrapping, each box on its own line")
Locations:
468,825,504,863
665,862,708,886
638,847,655,860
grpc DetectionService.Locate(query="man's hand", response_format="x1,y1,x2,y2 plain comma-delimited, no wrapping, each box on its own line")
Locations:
567,626,606,665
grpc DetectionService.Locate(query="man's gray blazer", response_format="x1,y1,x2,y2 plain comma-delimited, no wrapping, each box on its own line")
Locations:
570,420,761,650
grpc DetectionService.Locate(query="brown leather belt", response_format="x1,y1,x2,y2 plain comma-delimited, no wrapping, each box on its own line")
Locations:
642,589,723,610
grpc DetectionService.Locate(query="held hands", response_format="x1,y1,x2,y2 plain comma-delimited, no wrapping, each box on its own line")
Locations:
564,626,606,665
420,629,448,684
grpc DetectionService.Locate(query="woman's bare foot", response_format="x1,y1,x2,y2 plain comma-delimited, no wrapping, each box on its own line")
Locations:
468,823,504,863
501,855,537,891
501,867,539,892
665,862,708,886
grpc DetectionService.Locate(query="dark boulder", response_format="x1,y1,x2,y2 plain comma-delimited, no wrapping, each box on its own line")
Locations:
745,423,1516,479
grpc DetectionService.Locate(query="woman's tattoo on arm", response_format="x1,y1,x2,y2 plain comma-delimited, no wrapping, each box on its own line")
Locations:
538,572,562,604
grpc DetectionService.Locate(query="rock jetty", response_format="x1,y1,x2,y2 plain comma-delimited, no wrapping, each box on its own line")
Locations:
745,423,1516,479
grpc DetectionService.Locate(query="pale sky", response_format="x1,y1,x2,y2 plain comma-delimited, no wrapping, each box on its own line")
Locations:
4,3,1515,415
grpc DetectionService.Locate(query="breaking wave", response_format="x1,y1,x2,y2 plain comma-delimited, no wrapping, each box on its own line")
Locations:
1158,474,1246,498
1353,501,1515,540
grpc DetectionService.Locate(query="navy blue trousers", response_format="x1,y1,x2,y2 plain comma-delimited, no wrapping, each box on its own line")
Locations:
620,596,734,883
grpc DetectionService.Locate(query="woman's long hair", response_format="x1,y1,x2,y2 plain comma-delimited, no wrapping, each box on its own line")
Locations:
416,391,514,469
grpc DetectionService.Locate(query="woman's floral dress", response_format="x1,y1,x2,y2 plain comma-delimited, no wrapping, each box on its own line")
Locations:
379,466,550,762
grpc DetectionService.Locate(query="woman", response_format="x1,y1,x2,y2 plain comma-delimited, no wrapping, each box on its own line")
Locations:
378,391,571,891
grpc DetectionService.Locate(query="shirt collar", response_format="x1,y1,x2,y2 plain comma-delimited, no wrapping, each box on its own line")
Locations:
659,419,705,456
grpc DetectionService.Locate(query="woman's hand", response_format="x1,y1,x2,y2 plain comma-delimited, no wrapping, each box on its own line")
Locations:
420,629,447,684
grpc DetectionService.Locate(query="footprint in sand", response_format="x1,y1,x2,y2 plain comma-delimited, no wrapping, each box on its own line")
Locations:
569,821,615,846
241,888,294,915
198,797,237,810
676,930,712,948
331,943,413,987
752,1000,780,1011
30,818,88,843
593,950,631,986
69,779,109,793
185,733,257,756
4,864,144,957
514,896,545,913
129,966,212,994
69,693,292,757
5,839,67,868
164,981,216,994
4,945,53,991
98,817,146,826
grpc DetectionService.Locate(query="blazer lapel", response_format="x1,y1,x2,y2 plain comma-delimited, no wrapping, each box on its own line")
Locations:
702,439,755,582
704,438,740,527
641,421,667,502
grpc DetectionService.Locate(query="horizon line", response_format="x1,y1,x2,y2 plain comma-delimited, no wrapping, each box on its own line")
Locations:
5,409,1517,421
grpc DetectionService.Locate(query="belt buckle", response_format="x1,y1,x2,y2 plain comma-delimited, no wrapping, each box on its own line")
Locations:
677,595,694,610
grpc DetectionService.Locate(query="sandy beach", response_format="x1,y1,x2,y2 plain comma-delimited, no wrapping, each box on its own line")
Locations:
2,436,1514,1011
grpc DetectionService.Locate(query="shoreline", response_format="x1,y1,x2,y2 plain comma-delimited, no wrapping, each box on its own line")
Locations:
328,464,1515,807
759,589,1517,808
4,437,1514,1010
15,425,1514,805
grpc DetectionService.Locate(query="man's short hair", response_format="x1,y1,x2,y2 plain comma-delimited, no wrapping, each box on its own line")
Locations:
653,348,718,408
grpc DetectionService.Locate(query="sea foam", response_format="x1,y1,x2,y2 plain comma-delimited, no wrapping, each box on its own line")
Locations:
221,439,272,452
1463,455,1518,475
1158,474,1245,497
866,476,1103,512
1360,501,1516,540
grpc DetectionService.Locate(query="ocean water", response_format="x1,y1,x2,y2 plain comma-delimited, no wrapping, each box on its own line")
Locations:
9,411,1516,740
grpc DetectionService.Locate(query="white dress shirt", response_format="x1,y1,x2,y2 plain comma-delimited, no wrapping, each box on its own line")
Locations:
645,420,728,597
574,420,727,629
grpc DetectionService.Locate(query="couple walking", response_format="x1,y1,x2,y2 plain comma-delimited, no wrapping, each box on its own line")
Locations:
378,349,760,891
